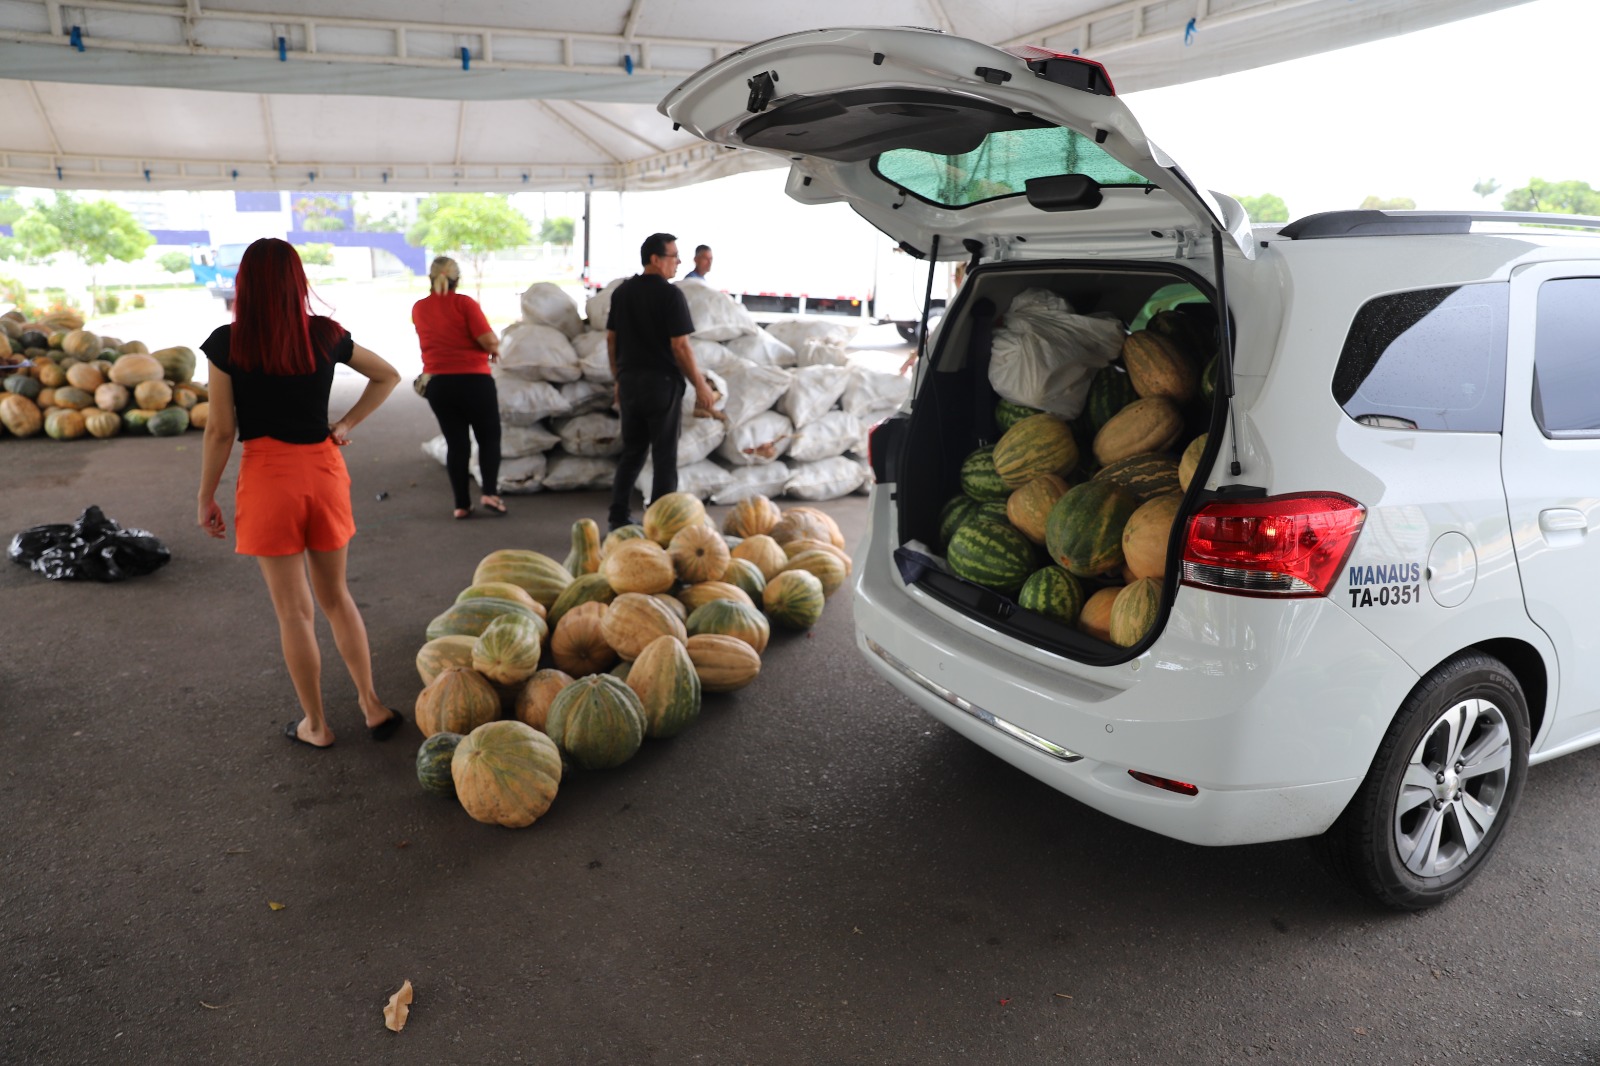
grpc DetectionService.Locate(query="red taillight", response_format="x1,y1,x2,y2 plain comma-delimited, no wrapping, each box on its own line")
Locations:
1181,492,1365,598
1128,770,1199,796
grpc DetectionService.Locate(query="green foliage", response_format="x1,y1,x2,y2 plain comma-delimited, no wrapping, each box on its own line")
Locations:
95,291,120,314
355,194,405,232
296,194,347,232
1472,179,1501,202
1501,178,1600,216
1236,193,1288,223
297,242,335,266
1359,195,1417,211
133,293,146,309
0,274,27,308
158,250,193,274
539,216,576,245
14,192,155,267
0,195,23,228
407,194,533,295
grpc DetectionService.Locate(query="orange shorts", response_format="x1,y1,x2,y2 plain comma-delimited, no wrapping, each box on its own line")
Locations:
235,437,356,556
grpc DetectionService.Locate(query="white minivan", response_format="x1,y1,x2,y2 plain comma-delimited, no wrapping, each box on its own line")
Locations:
662,27,1600,909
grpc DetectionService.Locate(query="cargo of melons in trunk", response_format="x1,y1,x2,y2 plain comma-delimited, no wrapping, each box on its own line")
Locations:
896,263,1219,656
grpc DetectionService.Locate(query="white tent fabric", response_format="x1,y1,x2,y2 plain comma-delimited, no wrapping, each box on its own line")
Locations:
0,0,1533,191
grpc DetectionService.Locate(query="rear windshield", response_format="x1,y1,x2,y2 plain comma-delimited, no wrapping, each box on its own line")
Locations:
874,126,1151,208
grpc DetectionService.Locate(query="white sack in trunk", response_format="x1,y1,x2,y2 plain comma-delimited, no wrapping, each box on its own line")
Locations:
678,368,729,420
560,379,614,417
711,460,792,505
717,410,794,466
542,452,618,491
690,337,740,373
988,288,1124,420
784,456,869,501
793,336,850,368
495,371,571,426
573,331,613,383
677,278,758,341
778,365,852,428
788,409,863,462
499,322,581,383
586,277,625,329
717,363,792,426
725,329,795,368
520,282,583,339
555,412,623,457
635,459,733,501
765,318,855,352
501,421,560,459
679,416,728,465
840,365,911,419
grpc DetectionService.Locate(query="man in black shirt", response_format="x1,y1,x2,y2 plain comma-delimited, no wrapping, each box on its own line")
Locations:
605,231,721,531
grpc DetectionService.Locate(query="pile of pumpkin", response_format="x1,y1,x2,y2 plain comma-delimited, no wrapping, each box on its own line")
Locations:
940,307,1217,650
410,490,854,829
0,312,206,441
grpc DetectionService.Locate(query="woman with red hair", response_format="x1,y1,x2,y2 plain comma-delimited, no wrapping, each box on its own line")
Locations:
196,238,403,750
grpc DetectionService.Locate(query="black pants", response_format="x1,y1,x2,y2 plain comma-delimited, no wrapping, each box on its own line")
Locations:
610,371,684,527
425,373,500,509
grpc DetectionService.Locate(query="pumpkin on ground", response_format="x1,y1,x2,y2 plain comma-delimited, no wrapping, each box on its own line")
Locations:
729,534,787,581
472,549,572,608
627,635,702,738
455,581,541,613
653,592,687,622
134,379,174,411
669,523,730,584
600,592,689,661
543,674,647,770
146,406,190,437
416,635,477,685
763,570,825,631
600,538,676,594
416,732,464,797
151,345,198,384
687,598,770,654
0,394,42,437
769,507,840,549
471,614,544,686
723,495,782,538
564,518,602,577
780,538,853,576
108,352,165,388
549,600,618,676
64,361,103,392
43,408,86,440
548,572,616,626
685,633,762,693
425,597,546,643
82,409,120,439
451,721,563,827
94,382,129,412
781,549,849,598
722,557,767,601
678,580,754,613
644,491,706,546
61,329,100,359
415,666,501,738
51,387,93,411
513,668,574,732
189,403,210,430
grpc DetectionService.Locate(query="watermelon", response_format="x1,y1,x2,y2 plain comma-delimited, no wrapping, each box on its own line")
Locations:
1092,454,1182,502
1110,577,1163,647
416,732,464,797
1086,365,1139,430
959,446,1009,502
939,494,1010,549
946,516,1037,594
995,399,1044,432
1018,566,1086,626
1044,480,1141,578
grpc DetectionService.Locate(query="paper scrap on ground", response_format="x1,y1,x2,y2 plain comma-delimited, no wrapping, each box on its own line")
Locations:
384,980,414,1032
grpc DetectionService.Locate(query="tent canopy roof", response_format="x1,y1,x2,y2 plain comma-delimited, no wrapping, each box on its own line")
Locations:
0,0,1531,191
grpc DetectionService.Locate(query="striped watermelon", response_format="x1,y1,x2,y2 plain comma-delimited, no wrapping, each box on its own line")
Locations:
1044,480,1140,577
1018,566,1086,626
1110,577,1163,647
1092,453,1181,502
946,517,1037,594
992,414,1078,489
1087,365,1139,430
995,399,1044,432
959,446,1010,502
416,732,464,797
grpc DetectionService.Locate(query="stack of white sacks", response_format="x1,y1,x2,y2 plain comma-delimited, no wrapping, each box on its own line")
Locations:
421,279,911,502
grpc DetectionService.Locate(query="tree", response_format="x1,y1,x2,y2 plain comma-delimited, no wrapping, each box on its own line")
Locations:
538,215,575,246
296,194,348,232
1236,193,1288,224
158,250,193,275
1360,195,1417,211
1501,178,1600,216
14,192,154,303
407,193,532,296
1473,179,1501,202
297,242,335,266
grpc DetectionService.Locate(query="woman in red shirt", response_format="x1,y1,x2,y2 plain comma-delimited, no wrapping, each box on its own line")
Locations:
413,256,504,518
196,238,403,750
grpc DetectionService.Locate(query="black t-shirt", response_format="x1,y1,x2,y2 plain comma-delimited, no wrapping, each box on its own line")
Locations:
606,273,696,377
201,319,355,443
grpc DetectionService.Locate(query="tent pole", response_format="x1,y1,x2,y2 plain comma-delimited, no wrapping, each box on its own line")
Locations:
581,191,591,288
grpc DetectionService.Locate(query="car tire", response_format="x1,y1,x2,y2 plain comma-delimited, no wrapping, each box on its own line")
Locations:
1315,650,1528,911
895,321,919,343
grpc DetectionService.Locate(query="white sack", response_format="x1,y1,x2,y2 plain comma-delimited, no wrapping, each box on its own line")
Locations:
793,336,851,368
679,415,728,465
542,452,618,492
711,460,792,505
498,453,548,494
777,365,852,428
573,331,613,383
840,365,912,420
854,457,875,494
561,379,614,417
765,318,855,353
495,372,572,426
499,322,581,383
717,410,794,466
784,456,869,501
635,459,733,501
677,278,759,341
988,288,1124,420
690,337,740,373
717,363,792,426
788,409,863,462
679,367,730,421
555,412,624,457
520,282,583,339
725,329,795,368
501,421,560,459
586,277,626,329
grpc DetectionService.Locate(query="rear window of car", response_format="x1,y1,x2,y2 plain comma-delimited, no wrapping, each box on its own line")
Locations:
874,126,1151,208
1331,283,1508,432
1532,277,1600,438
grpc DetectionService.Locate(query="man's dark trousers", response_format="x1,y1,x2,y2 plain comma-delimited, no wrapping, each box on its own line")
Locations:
609,369,685,528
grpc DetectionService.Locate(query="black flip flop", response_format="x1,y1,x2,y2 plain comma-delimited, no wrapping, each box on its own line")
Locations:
284,720,334,750
368,710,405,742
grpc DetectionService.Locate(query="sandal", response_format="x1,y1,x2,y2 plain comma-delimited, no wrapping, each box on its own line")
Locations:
481,496,508,516
453,508,472,520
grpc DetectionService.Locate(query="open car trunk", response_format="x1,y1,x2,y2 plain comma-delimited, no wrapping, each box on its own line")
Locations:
893,259,1221,662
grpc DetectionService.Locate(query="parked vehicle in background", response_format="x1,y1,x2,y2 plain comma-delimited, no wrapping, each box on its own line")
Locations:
666,24,1600,910
189,243,246,310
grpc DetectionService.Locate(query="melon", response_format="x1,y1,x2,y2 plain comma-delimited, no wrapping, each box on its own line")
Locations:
425,597,546,643
1079,586,1121,643
992,414,1078,489
151,345,197,384
669,523,730,584
1179,434,1208,492
653,592,688,622
513,668,574,732
1018,566,1086,626
108,352,164,388
543,674,647,770
456,581,541,614
1093,397,1185,466
773,507,846,551
1045,480,1140,578
1122,494,1183,581
1122,331,1197,404
729,533,788,581
626,635,702,738
600,592,688,661
762,569,825,631
416,732,464,797
723,495,782,538
1006,475,1069,546
471,613,544,686
1110,577,1163,647
1093,454,1181,502
563,518,602,577
684,633,761,693
677,581,754,613
602,524,648,556
549,601,617,676
722,557,767,601
472,549,572,608
601,538,676,594
415,666,500,738
947,516,1036,594
548,572,616,626
686,598,770,654
781,549,848,598
416,635,477,685
451,720,562,827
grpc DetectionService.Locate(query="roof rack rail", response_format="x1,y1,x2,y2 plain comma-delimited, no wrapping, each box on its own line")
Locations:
1278,209,1600,239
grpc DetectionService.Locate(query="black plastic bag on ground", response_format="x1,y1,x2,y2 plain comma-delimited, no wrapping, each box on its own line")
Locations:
8,506,171,581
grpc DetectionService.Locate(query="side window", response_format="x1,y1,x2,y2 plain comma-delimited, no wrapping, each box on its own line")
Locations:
1533,277,1600,438
1331,284,1508,432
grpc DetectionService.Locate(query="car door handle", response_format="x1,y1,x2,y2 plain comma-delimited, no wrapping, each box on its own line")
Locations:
1539,508,1588,534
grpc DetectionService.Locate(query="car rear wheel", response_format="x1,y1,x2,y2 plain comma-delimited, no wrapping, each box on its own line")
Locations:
1316,651,1528,910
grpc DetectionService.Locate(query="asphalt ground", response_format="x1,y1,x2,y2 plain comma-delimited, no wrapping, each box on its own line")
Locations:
2,375,1599,1065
